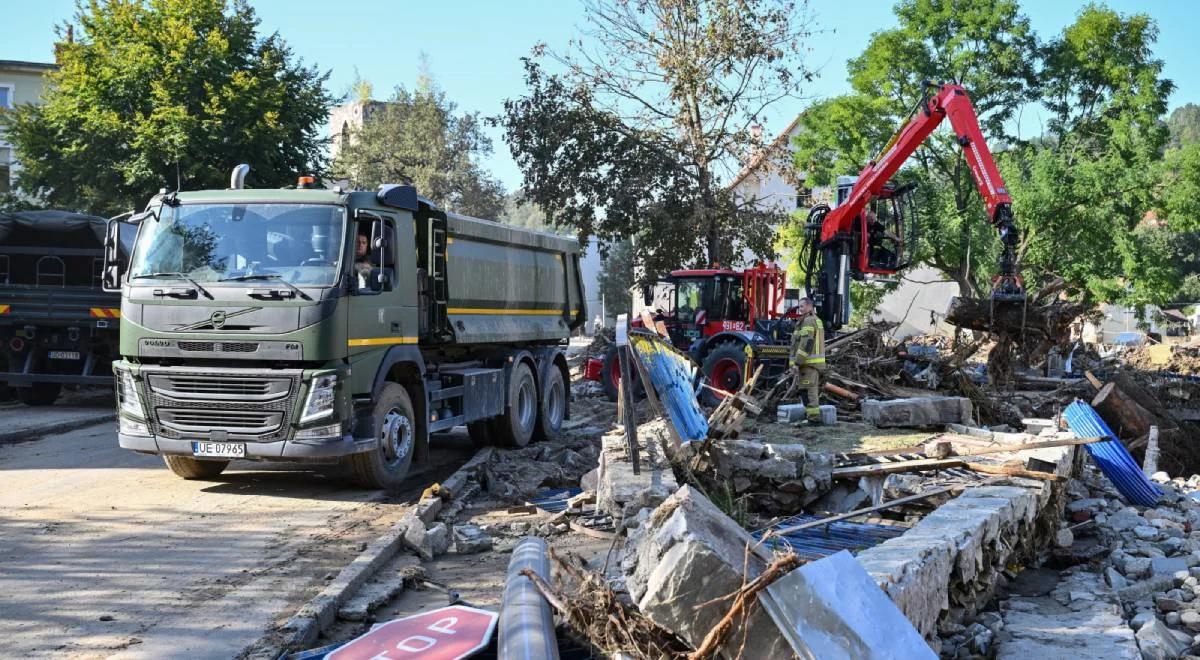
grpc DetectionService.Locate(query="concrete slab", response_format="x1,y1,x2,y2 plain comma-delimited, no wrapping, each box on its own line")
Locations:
862,397,973,428
761,550,935,659
596,420,678,518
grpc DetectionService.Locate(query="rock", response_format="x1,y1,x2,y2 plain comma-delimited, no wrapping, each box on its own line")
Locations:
580,467,599,491
1055,528,1075,548
1155,557,1192,577
402,515,435,561
1121,576,1178,603
861,396,974,428
965,623,994,655
1137,525,1164,541
1185,611,1200,633
1108,567,1130,591
1132,610,1157,630
597,426,679,518
452,524,492,554
98,614,115,622
1111,510,1147,532
426,522,450,557
509,521,530,535
1153,471,1173,484
1138,617,1190,660
1126,557,1153,579
1069,498,1109,514
621,485,791,658
1158,595,1183,612
977,611,1004,634
1169,612,1183,626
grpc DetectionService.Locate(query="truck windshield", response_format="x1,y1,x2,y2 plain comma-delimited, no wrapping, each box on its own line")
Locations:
129,204,346,286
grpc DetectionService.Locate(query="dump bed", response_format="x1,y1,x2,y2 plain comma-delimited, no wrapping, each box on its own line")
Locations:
443,212,585,344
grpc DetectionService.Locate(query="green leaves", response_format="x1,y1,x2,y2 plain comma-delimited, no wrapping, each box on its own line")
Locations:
2,0,331,216
332,82,505,219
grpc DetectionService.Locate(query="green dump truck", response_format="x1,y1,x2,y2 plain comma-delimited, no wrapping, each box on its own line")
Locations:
106,167,586,488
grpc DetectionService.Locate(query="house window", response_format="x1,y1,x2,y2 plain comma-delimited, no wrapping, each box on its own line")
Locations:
0,147,10,193
795,187,813,209
0,84,12,109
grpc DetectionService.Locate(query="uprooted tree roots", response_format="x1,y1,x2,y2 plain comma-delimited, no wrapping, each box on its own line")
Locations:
524,546,803,659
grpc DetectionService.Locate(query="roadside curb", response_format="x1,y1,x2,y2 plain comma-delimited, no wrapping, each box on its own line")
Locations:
0,412,117,445
275,446,496,652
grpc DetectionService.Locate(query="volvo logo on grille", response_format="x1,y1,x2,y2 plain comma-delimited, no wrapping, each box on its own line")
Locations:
176,307,261,331
211,311,228,329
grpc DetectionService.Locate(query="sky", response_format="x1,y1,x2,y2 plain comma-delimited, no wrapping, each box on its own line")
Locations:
3,0,1198,191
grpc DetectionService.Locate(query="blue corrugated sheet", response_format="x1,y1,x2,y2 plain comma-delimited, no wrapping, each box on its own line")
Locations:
629,332,708,442
1063,400,1162,506
754,514,907,561
527,487,583,513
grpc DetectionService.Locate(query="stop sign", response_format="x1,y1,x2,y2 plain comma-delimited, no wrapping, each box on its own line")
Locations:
328,605,499,660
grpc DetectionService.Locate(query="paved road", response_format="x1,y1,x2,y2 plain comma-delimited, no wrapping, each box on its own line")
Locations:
0,417,474,659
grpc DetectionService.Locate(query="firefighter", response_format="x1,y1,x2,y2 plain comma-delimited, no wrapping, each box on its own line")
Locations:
790,297,826,423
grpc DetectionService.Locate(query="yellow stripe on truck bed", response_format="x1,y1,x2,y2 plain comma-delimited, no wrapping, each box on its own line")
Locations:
347,336,419,347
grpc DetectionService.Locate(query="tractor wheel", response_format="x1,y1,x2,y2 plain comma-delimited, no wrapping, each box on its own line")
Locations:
600,345,644,403
700,342,747,406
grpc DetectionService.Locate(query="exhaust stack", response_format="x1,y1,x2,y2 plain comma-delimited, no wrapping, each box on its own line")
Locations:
230,164,250,190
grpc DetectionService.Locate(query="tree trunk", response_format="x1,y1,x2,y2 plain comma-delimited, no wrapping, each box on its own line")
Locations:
944,297,1087,339
1091,382,1154,440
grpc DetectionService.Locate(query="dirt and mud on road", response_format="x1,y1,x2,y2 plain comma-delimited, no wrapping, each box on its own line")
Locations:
0,418,478,658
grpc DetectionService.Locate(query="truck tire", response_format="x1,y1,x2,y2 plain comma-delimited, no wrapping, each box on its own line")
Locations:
163,455,229,479
347,383,416,491
18,383,62,406
467,420,495,447
700,341,746,406
498,362,537,448
600,345,643,403
535,366,566,442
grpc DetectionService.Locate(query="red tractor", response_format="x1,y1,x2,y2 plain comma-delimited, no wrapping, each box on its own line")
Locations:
584,263,796,404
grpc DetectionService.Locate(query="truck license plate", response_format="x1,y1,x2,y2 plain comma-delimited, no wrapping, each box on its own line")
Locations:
48,351,81,360
192,442,246,458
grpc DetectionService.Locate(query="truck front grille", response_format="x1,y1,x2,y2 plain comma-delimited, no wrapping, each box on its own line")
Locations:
177,341,260,353
147,373,289,401
137,367,300,442
158,409,283,434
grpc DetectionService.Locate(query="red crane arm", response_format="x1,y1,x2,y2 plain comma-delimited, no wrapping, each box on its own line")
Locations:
819,83,1012,243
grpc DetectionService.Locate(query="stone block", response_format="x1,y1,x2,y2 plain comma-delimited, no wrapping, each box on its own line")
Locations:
861,396,974,428
622,485,791,658
452,523,492,554
596,426,678,518
1137,618,1189,660
1152,556,1190,577
777,403,808,424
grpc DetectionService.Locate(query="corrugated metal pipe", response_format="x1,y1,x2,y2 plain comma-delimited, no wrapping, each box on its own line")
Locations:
1063,399,1163,506
499,537,560,660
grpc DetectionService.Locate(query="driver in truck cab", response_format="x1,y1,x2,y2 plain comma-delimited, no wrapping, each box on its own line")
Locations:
353,230,373,289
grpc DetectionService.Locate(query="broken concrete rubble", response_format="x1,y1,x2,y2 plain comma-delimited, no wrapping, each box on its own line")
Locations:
621,485,793,658
675,436,833,512
862,396,974,428
596,418,678,519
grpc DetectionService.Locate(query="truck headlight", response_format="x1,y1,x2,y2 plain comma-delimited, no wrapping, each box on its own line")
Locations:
119,416,151,436
118,370,146,419
300,373,338,424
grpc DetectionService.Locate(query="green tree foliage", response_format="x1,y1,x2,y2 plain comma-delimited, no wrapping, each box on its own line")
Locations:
790,1,1177,308
332,75,505,220
499,191,550,232
2,0,331,217
597,239,635,318
790,0,1037,298
500,0,814,277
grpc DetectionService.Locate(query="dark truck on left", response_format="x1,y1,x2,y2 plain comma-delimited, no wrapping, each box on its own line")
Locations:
0,210,132,404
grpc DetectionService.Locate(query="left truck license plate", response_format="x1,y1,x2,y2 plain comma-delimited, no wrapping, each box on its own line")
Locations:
192,442,246,458
48,351,81,360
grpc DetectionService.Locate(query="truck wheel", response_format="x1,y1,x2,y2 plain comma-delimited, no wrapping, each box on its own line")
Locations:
600,345,643,403
498,362,537,448
700,342,746,406
163,455,229,479
347,383,416,490
18,383,62,406
467,420,495,447
535,367,566,442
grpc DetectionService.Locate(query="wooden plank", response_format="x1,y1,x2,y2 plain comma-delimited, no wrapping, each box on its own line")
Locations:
963,462,1065,482
947,436,1104,458
832,458,966,479
1085,370,1104,391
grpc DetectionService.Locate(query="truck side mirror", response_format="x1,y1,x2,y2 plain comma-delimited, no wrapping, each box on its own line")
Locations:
368,217,392,292
102,219,124,292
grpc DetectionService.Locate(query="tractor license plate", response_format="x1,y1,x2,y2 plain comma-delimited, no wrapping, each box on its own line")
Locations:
48,351,81,360
192,441,245,458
